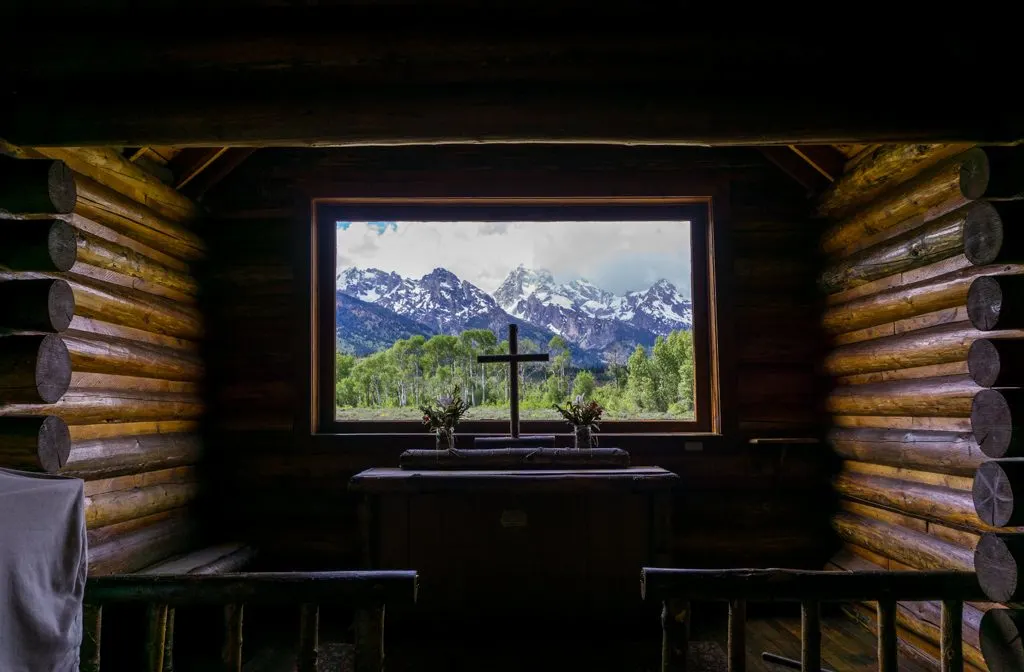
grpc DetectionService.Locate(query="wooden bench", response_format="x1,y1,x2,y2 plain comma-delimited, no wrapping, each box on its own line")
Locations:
641,567,986,672
136,543,258,672
82,570,418,672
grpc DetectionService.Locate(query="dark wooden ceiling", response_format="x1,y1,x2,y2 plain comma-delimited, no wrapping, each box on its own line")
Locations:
2,15,1021,147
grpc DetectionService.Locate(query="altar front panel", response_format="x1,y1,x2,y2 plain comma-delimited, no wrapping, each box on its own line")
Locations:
360,496,673,627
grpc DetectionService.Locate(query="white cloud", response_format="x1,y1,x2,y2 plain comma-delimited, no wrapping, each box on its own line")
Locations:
337,220,691,296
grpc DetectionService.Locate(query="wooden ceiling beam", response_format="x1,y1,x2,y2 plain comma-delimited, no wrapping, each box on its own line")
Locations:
169,147,230,190
179,148,257,201
4,88,1022,148
788,145,848,182
759,147,830,195
2,27,1022,146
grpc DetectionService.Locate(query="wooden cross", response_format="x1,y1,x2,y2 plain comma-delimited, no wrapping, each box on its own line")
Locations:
477,324,549,438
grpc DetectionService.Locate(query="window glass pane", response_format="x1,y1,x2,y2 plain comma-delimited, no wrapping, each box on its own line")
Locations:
335,220,695,421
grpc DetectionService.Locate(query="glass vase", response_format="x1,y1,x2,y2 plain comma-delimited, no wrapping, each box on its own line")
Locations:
573,425,595,450
435,427,455,451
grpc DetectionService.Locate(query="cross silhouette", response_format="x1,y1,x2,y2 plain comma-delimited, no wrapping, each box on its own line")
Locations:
477,324,550,438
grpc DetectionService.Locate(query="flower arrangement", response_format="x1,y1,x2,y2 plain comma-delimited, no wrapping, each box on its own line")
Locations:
553,395,604,448
420,385,469,449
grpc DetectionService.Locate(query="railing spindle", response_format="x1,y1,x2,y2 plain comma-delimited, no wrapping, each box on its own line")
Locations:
941,599,963,672
297,603,319,672
221,604,244,672
354,605,386,672
659,598,690,672
163,608,175,672
145,604,169,672
728,599,746,672
81,603,102,672
801,600,821,672
876,599,897,672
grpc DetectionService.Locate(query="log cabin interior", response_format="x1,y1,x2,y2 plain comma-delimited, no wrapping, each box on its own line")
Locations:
2,11,1024,672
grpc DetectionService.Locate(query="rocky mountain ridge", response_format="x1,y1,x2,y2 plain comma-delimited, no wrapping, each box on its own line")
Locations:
336,265,692,364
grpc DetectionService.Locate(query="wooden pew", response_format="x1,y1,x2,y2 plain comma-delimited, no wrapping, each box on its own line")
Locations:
641,567,985,672
137,543,258,672
81,570,418,672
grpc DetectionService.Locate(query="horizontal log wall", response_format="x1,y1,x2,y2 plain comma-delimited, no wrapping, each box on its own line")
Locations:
202,145,833,570
0,147,206,575
820,143,1024,668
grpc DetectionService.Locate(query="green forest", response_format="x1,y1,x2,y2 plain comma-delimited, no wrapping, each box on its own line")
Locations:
336,329,695,421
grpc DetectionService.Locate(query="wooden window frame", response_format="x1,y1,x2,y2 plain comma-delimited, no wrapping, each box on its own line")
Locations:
307,196,726,439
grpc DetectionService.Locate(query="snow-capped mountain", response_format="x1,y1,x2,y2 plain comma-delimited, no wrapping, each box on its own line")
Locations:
494,264,692,337
339,266,504,333
616,278,693,335
337,265,691,364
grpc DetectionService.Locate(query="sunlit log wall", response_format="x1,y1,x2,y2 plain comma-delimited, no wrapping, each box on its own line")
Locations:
202,145,833,571
818,143,1024,670
0,146,206,575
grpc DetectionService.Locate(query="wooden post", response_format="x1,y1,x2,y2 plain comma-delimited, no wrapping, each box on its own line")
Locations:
508,323,520,438
801,600,820,672
163,608,175,672
358,495,378,568
728,599,746,672
652,493,673,567
297,604,319,672
222,603,244,672
354,605,385,672
81,603,102,672
661,599,689,672
876,599,897,672
942,600,963,672
145,604,168,672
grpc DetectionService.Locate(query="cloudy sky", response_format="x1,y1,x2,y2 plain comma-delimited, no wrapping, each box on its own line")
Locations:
336,220,692,297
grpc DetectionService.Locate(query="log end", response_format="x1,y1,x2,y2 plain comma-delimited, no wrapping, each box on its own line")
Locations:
968,276,1004,331
38,415,71,472
47,160,77,215
48,220,78,272
964,202,1004,266
48,280,75,332
981,608,1024,672
36,334,72,404
975,533,1020,603
972,388,1013,458
973,460,1016,528
959,147,992,201
969,338,1001,388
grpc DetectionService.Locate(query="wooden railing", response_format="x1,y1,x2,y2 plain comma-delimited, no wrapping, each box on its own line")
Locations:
641,567,985,672
81,570,418,672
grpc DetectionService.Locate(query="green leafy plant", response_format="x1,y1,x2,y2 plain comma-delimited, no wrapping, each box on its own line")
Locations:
552,395,604,430
420,385,470,431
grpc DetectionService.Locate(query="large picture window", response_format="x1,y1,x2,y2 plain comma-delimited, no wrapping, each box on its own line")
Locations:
314,200,718,435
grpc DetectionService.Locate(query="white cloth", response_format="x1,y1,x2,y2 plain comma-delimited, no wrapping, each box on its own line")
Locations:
0,468,86,672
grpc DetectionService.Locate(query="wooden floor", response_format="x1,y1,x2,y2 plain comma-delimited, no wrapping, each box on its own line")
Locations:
237,613,940,672
743,617,935,672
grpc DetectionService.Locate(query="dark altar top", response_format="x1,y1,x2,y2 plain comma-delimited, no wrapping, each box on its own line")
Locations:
349,466,679,494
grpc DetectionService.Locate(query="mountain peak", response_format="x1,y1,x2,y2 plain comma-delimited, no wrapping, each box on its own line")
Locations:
424,267,460,281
